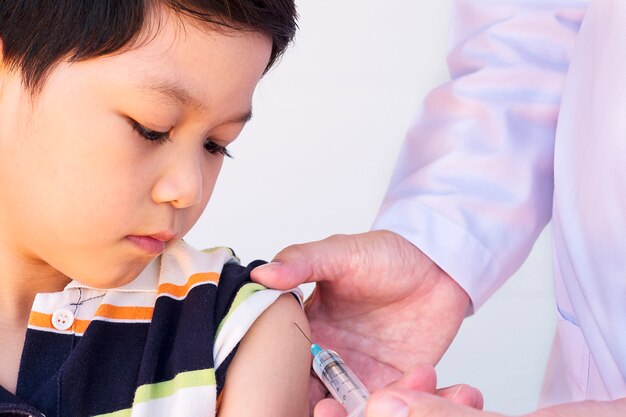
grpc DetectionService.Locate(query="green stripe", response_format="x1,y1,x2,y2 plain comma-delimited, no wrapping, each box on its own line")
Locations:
200,246,231,255
134,368,216,404
94,369,215,416
215,282,266,339
201,246,239,263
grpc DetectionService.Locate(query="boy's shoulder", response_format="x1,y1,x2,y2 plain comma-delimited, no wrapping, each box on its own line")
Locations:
155,240,278,313
157,240,244,290
163,239,240,270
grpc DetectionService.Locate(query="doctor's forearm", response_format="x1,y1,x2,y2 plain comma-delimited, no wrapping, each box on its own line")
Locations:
530,398,626,417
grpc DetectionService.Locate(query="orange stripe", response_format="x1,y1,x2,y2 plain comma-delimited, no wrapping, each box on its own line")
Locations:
74,319,90,334
95,304,154,321
29,305,153,334
28,311,55,329
157,272,219,298
28,311,90,334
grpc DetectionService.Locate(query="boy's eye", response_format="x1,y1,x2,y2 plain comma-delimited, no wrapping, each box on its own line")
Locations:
129,119,171,144
204,139,232,158
128,118,232,158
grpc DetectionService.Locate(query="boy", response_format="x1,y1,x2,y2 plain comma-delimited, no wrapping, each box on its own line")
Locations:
0,1,309,416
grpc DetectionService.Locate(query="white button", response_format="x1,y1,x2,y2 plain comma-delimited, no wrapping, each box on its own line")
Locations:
51,308,74,331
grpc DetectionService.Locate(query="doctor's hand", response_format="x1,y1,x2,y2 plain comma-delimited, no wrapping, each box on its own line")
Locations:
313,363,626,417
314,364,485,417
251,230,471,409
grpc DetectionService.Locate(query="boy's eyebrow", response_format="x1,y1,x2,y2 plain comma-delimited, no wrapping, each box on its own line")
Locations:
139,78,254,124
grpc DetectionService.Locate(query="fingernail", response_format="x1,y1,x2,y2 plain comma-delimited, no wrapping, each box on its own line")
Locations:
256,261,282,272
451,384,465,401
368,394,409,417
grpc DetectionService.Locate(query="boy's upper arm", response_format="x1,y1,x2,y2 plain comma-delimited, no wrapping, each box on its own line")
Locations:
218,293,311,417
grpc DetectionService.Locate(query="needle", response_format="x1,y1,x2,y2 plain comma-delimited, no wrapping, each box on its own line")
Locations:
294,322,313,344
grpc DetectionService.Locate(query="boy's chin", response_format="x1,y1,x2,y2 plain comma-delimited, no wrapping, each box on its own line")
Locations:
73,257,156,289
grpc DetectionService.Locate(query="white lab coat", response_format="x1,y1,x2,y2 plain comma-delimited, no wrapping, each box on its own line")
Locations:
373,0,626,405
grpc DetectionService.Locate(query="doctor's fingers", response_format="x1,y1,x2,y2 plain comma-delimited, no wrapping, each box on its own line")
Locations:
387,364,483,409
313,398,346,417
311,389,484,417
311,365,483,417
366,389,498,417
312,364,436,417
436,384,484,409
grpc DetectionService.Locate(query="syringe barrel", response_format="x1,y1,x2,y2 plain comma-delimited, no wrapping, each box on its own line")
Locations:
312,349,369,417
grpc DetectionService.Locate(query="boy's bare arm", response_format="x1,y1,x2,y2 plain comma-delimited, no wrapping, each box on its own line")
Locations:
218,293,311,417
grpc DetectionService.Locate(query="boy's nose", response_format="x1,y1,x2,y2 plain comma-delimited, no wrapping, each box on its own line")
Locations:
151,155,204,209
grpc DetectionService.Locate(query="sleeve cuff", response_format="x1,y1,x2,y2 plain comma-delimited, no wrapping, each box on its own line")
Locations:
213,284,303,368
372,199,506,313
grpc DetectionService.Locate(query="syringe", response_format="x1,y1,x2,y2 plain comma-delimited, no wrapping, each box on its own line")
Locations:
295,324,369,417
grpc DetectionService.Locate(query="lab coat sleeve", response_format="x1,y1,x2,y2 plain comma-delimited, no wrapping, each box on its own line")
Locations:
372,0,587,311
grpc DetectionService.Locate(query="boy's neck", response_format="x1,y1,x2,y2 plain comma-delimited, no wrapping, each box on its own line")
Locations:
0,244,71,327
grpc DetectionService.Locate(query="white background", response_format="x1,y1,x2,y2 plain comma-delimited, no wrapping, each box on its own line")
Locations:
186,1,557,414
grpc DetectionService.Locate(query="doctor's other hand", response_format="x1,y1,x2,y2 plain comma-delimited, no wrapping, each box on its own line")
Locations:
314,364,485,417
251,230,471,407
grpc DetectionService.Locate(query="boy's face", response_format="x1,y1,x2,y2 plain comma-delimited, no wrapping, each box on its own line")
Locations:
0,11,271,288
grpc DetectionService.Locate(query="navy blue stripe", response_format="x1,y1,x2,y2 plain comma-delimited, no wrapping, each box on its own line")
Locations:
214,260,266,398
214,260,266,324
216,344,239,398
60,322,150,416
136,284,217,386
16,330,76,417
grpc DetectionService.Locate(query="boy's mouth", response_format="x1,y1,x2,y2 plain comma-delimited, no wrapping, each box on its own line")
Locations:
126,232,177,255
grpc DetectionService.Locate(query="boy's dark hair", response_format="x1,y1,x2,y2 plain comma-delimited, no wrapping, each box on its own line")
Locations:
0,0,297,94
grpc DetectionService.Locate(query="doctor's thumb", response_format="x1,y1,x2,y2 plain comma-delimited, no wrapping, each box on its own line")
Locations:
251,234,356,289
251,242,318,290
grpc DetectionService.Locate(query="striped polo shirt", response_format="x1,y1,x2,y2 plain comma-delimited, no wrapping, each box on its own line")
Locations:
0,241,300,417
